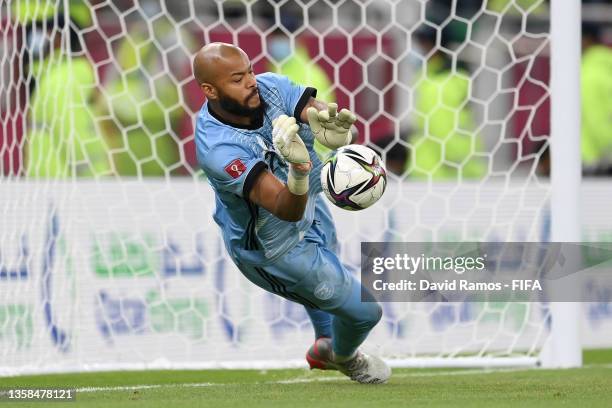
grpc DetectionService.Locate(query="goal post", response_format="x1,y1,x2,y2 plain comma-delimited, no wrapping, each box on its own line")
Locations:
543,0,582,369
0,0,588,375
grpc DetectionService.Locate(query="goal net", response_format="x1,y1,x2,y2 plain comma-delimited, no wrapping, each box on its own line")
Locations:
0,0,580,375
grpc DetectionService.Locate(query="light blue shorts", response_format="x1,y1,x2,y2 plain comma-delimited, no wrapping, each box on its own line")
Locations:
234,236,353,311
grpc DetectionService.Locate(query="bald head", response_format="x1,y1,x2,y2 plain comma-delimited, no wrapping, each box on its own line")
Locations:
193,42,248,86
192,42,261,122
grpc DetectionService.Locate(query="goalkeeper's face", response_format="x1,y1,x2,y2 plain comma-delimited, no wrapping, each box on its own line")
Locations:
217,86,262,117
214,54,261,116
193,43,263,119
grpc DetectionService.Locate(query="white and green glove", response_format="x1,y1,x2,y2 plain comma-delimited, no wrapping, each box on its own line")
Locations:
272,114,311,195
306,103,357,150
272,115,309,164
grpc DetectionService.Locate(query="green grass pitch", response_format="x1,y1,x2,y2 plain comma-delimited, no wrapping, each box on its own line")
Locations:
2,349,611,408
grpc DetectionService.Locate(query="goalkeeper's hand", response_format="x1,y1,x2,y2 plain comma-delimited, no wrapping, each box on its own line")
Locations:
306,103,357,149
273,115,311,195
272,115,310,165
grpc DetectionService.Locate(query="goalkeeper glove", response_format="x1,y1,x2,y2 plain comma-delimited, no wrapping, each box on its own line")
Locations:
272,115,311,195
306,103,357,149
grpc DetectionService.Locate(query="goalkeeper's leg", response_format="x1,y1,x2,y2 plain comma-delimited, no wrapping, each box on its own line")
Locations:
283,243,389,383
304,307,333,340
233,240,389,383
304,272,390,384
302,282,379,366
329,275,382,359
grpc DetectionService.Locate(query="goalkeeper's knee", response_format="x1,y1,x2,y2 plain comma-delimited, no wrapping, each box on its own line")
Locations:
336,295,382,331
355,302,383,331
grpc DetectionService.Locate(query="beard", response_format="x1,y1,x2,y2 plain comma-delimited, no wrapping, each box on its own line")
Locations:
218,89,266,122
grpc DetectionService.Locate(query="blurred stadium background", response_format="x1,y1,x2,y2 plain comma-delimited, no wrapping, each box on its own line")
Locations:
1,0,612,393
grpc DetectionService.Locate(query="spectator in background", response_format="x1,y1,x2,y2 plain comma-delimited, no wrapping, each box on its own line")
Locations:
12,0,92,95
97,4,192,177
581,23,612,176
406,24,485,180
266,25,337,159
24,11,112,177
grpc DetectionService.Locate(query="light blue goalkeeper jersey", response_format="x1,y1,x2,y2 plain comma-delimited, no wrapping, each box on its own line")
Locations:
195,73,337,266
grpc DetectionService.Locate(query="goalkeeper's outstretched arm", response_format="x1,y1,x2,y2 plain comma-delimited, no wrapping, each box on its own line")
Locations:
248,164,310,223
248,115,311,223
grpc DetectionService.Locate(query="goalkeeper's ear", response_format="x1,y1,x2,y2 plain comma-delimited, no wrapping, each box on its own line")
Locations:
201,82,218,101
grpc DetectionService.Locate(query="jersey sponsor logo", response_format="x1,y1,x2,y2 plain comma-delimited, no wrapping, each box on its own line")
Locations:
224,159,246,179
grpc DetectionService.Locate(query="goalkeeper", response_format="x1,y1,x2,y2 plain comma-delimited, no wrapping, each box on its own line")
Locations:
193,43,390,384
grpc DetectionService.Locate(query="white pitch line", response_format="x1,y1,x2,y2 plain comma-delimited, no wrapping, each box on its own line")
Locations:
77,383,217,393
73,367,527,393
78,385,164,393
75,363,612,394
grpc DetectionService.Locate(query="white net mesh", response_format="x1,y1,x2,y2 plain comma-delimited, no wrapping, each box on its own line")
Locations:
0,0,568,374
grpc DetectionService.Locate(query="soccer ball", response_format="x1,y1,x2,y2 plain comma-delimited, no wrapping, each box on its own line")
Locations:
320,144,387,211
